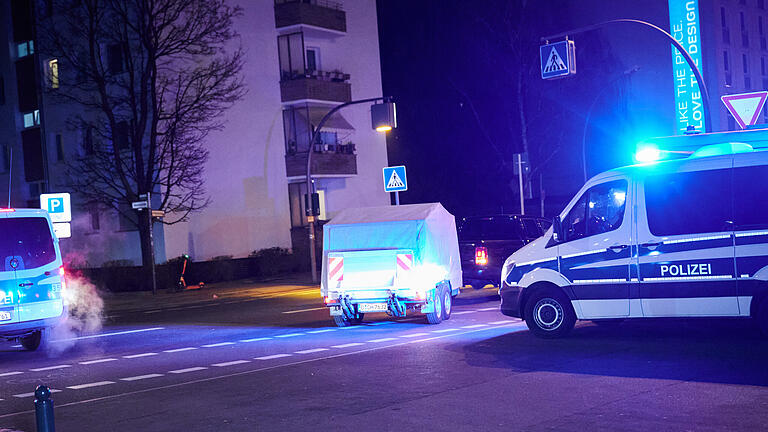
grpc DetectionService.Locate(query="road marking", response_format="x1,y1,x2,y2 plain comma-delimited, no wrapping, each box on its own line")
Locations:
222,301,241,305
201,342,235,348
400,333,429,338
163,347,198,353
120,374,164,382
307,329,336,334
368,322,393,326
239,337,272,342
67,381,115,390
79,358,118,365
0,372,24,377
53,327,165,343
275,333,304,338
294,348,328,354
282,307,327,314
13,390,61,398
255,354,292,360
477,307,497,311
30,365,71,372
143,310,162,314
461,324,488,329
431,328,461,333
367,337,397,343
212,360,251,367
123,352,158,359
332,343,365,348
452,311,477,315
169,367,208,374
489,320,519,325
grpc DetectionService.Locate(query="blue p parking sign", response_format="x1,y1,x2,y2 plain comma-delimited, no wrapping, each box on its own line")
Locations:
48,197,64,214
40,193,71,223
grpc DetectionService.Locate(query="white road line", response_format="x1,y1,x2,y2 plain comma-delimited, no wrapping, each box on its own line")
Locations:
239,337,272,342
0,371,24,377
255,354,292,360
461,324,489,329
332,343,364,348
275,333,304,338
123,352,158,359
452,311,477,315
400,333,429,338
163,347,198,353
53,327,165,343
201,342,235,348
212,360,251,367
282,307,327,314
368,322,393,326
489,320,520,325
120,374,164,382
476,307,497,311
431,328,461,333
367,337,397,343
307,329,336,334
67,381,115,390
294,348,328,354
13,390,61,398
79,358,118,365
169,367,208,374
143,310,162,314
30,365,71,372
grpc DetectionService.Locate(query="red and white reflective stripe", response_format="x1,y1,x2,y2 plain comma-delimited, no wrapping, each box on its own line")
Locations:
396,253,413,272
328,257,344,288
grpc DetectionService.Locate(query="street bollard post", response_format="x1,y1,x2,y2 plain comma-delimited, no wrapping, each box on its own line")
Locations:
34,385,55,432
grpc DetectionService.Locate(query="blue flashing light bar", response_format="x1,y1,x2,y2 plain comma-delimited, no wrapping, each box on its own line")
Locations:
635,128,768,163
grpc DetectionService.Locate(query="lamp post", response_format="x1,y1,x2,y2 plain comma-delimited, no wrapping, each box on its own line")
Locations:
306,97,396,283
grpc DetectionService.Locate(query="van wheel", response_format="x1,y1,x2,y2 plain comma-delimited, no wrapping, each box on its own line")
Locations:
333,312,364,327
20,330,45,351
425,289,443,324
442,285,452,320
524,288,575,338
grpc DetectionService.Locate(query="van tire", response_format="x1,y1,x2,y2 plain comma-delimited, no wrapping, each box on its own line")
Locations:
20,330,46,351
425,289,443,324
441,284,452,320
524,288,576,338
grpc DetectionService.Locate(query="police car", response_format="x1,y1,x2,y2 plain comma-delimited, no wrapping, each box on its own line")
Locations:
500,129,768,337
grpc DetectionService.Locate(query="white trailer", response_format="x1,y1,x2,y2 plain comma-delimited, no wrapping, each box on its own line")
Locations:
321,203,462,326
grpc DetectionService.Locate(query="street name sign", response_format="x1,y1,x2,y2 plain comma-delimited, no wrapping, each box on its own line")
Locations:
540,40,576,80
40,192,71,223
132,200,148,209
722,91,768,129
383,165,407,192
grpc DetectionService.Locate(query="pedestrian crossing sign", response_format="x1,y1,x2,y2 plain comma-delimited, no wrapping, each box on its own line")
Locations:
540,40,576,79
383,165,407,192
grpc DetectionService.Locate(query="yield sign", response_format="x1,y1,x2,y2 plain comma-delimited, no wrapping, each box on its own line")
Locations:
722,91,768,129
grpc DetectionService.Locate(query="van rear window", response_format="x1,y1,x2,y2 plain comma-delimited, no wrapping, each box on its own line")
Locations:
0,217,56,270
458,218,523,241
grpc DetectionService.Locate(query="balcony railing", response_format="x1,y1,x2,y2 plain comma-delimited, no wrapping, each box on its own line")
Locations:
274,0,346,33
280,69,351,103
285,145,357,177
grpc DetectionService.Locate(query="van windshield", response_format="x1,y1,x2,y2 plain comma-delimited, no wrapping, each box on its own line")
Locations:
0,217,56,271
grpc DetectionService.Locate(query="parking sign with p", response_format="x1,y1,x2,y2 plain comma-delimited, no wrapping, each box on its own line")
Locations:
40,193,71,223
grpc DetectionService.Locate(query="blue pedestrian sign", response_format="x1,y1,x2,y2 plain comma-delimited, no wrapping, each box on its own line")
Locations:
540,40,576,79
383,165,407,192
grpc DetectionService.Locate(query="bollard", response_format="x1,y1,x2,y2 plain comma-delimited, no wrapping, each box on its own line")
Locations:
34,385,55,432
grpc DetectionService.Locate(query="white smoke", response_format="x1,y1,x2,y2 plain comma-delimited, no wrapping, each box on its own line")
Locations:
46,273,104,355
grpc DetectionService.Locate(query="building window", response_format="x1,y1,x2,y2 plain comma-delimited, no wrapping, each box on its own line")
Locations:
745,75,752,89
16,40,34,58
741,12,749,47
306,47,319,73
89,203,100,231
722,8,730,43
277,32,305,80
55,134,64,161
48,59,59,89
761,0,766,9
23,110,40,128
743,54,750,74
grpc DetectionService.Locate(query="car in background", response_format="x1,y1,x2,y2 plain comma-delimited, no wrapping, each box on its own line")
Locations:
458,214,550,289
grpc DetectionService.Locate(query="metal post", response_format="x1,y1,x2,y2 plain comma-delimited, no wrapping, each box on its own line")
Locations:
147,192,157,296
395,191,400,205
34,385,55,432
517,153,525,215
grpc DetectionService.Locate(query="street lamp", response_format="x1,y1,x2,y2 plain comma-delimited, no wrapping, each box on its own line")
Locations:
306,97,396,283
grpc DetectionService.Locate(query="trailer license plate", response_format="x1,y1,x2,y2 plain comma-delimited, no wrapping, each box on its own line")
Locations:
0,311,11,322
358,303,388,313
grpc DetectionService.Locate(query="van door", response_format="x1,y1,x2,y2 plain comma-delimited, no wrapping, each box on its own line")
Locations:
558,177,632,318
636,158,739,316
0,214,20,325
731,155,768,312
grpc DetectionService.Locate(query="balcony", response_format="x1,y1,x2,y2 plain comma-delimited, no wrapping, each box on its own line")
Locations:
285,145,357,178
274,0,346,34
280,70,351,103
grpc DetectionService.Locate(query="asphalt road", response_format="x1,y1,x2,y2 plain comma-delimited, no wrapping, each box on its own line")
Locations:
1,283,767,431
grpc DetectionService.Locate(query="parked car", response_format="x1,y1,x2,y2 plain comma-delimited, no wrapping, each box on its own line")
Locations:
458,214,550,289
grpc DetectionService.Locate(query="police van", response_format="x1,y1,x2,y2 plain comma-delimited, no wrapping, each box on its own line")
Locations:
500,129,768,337
0,209,66,350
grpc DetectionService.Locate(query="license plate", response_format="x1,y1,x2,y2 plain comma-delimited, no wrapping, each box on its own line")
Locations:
358,303,388,313
0,311,11,322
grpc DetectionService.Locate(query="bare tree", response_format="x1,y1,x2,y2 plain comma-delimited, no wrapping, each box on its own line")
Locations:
39,0,246,269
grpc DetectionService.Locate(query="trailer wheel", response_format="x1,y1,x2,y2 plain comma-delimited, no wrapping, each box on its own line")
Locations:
523,288,575,338
20,329,46,351
441,284,452,320
425,289,443,324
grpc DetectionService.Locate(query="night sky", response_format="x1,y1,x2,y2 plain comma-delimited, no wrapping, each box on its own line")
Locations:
376,0,672,219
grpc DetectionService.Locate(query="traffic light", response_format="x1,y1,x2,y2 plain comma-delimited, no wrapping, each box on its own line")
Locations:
304,192,320,216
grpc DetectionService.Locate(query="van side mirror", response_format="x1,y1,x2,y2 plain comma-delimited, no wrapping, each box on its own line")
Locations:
552,217,563,243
